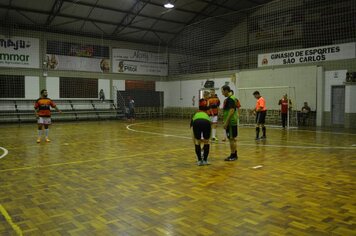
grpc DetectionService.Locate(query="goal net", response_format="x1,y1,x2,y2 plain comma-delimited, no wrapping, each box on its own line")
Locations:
237,86,298,128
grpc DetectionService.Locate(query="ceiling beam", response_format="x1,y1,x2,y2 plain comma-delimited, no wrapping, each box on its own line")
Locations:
79,0,99,31
111,0,150,36
45,0,64,26
0,3,177,35
244,0,261,6
196,0,239,11
2,22,168,46
147,1,213,18
56,13,176,35
61,0,186,25
168,0,235,46
4,0,13,21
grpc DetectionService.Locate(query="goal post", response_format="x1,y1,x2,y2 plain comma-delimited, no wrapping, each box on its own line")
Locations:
237,86,298,128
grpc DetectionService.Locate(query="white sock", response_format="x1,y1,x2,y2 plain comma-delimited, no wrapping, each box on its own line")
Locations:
38,130,42,137
212,129,216,138
45,129,49,138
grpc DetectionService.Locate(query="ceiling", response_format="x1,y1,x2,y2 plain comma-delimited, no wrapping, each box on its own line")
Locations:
0,0,274,46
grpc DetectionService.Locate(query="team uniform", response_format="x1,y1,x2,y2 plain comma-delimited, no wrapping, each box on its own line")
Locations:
278,98,290,128
34,98,57,125
223,95,238,139
208,95,220,141
255,96,267,140
208,96,220,124
230,95,241,110
190,99,212,166
191,111,212,140
199,98,210,113
255,97,267,125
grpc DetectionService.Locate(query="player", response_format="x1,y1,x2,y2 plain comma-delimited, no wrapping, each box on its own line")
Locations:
222,90,240,142
253,91,267,140
34,89,61,143
127,96,135,122
208,89,220,141
221,85,238,161
201,90,210,113
278,94,292,128
190,99,212,166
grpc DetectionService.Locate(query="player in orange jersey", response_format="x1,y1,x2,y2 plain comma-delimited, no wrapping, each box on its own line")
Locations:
198,90,210,114
34,89,61,143
253,91,267,140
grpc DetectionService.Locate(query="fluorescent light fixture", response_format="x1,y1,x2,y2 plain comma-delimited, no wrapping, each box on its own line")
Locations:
164,2,174,8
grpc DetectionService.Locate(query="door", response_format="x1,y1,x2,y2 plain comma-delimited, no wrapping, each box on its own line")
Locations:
331,86,345,125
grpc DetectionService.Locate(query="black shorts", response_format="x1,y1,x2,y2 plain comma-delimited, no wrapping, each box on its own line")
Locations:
128,109,135,118
192,119,211,140
226,125,238,139
256,111,266,124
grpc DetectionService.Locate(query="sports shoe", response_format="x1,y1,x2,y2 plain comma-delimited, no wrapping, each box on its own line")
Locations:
255,137,260,141
45,138,51,142
212,137,218,142
197,160,204,166
202,160,210,165
36,138,41,143
260,136,267,140
222,138,226,142
224,156,237,161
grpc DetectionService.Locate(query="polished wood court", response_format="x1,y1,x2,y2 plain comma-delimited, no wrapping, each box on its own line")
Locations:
0,120,355,235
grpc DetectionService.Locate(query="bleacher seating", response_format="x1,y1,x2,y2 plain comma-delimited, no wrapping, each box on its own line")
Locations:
0,99,124,123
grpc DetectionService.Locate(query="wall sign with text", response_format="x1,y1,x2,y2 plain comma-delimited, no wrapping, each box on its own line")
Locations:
0,36,40,68
258,43,356,67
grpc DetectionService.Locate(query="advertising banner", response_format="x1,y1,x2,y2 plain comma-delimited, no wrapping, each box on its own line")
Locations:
258,43,356,67
0,36,40,68
45,54,110,73
112,49,168,76
46,41,110,72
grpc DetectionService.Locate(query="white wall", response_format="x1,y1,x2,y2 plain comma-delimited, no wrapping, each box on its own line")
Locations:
324,70,347,112
112,80,125,91
98,79,110,99
25,76,39,99
156,78,236,108
345,85,356,113
46,77,60,99
237,66,318,111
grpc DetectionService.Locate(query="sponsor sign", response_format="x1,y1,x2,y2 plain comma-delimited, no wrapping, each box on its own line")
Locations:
46,54,110,73
0,36,39,68
112,49,168,76
46,41,110,72
258,43,356,67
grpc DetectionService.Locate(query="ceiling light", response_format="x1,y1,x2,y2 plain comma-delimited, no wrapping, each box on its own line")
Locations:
164,2,174,9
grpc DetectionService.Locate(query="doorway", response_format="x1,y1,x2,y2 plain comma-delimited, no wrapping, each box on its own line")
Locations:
331,86,345,126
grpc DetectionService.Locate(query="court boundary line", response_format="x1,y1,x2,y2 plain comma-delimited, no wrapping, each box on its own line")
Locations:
195,123,356,136
0,147,191,173
0,204,23,236
0,147,9,160
126,122,356,150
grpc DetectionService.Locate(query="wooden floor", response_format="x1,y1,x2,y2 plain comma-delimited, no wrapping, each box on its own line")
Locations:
0,119,355,236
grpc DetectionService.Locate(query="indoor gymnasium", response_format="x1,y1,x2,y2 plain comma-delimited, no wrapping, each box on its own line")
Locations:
0,0,355,235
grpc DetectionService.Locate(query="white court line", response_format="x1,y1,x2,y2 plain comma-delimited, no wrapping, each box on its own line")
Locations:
0,147,9,160
126,123,356,150
223,123,356,136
